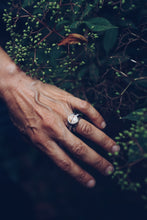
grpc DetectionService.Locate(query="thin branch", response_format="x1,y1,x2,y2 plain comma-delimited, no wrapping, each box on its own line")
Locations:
21,7,52,32
134,77,147,81
130,31,147,44
121,81,132,96
37,31,53,45
112,67,128,78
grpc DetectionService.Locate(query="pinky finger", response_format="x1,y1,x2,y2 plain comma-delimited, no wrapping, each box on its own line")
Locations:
37,139,96,188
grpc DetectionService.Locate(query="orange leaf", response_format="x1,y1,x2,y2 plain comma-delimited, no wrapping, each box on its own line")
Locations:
58,33,88,46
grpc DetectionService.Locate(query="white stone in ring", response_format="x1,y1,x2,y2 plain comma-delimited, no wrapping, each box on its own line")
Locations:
68,113,80,125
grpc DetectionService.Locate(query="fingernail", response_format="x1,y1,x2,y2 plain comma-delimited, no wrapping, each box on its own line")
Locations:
112,145,120,154
101,121,106,129
87,179,96,188
105,166,114,175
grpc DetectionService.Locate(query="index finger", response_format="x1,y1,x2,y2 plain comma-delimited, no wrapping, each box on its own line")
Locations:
68,96,106,129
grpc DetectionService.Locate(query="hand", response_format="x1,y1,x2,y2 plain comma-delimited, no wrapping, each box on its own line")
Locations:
3,71,120,188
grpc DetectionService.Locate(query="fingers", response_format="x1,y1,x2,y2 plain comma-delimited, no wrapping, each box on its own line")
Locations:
68,96,106,129
67,96,120,153
60,128,114,176
76,119,120,154
37,139,96,188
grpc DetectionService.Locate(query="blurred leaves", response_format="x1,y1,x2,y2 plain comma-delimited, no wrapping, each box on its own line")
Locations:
89,63,99,83
77,66,88,80
135,78,147,88
127,144,143,163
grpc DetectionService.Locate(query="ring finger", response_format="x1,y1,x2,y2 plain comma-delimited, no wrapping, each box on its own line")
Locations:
60,127,114,176
37,138,96,188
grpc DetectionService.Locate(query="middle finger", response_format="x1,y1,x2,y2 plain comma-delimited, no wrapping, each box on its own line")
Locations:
75,119,120,154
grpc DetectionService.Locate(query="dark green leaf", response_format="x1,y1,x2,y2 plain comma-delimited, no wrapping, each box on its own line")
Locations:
22,0,35,8
103,28,118,54
33,8,42,15
79,4,94,20
89,63,99,83
122,108,147,121
70,21,82,29
138,137,147,153
84,17,117,32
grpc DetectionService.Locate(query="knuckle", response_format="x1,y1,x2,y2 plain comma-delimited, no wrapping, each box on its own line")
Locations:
72,142,87,157
102,137,113,148
42,116,55,128
105,139,114,148
36,143,47,153
56,127,66,141
42,117,66,140
65,94,73,104
80,123,93,136
60,159,72,172
29,130,42,144
80,100,90,111
36,139,56,156
91,111,101,121
94,157,106,171
77,170,87,182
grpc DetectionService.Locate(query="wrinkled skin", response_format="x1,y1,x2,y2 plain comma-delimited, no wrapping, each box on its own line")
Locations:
0,48,120,188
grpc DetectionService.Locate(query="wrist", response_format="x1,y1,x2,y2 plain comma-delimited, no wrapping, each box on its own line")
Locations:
0,71,35,106
0,47,32,101
0,62,21,99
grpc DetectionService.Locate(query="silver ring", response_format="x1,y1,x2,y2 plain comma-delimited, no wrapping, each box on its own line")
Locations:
67,113,80,131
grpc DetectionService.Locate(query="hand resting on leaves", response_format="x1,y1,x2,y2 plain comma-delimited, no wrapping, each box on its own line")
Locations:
0,47,120,188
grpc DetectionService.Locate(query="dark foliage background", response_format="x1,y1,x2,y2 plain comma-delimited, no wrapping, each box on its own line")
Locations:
0,0,147,220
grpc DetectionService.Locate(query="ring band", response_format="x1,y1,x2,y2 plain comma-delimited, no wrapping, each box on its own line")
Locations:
67,113,80,131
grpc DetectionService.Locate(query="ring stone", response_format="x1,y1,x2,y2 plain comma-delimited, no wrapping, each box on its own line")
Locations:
68,113,80,125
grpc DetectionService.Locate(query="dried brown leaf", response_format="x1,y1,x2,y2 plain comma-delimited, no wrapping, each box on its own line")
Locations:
58,33,88,46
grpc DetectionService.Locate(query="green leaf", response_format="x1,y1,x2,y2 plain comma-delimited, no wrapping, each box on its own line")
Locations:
22,0,36,8
84,17,117,32
122,108,147,122
138,137,147,153
79,4,94,20
33,8,42,15
70,21,82,29
103,28,118,54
